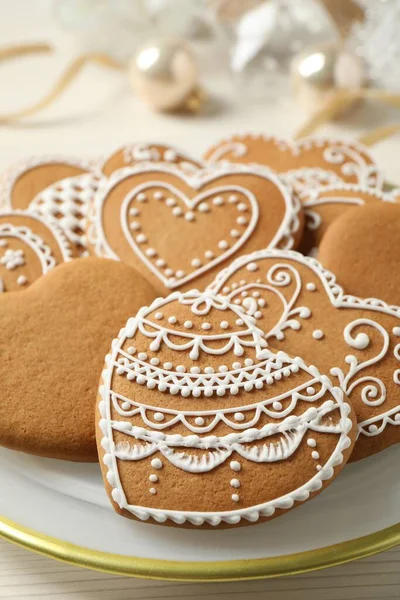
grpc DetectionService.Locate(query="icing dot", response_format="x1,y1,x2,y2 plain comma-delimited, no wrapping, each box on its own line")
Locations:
237,202,248,212
129,207,140,216
236,319,244,326
149,488,157,495
311,451,319,460
150,357,160,366
213,196,224,205
218,240,229,250
154,191,163,200
184,320,193,329
195,417,205,426
244,358,253,366
136,234,147,243
369,424,378,433
191,258,201,267
138,352,147,360
254,311,262,319
190,366,201,374
17,275,27,286
393,327,400,336
306,282,316,291
312,329,324,340
220,321,229,329
205,250,214,259
241,291,248,297
149,474,158,482
176,365,186,373
130,222,140,231
232,362,241,369
232,494,240,502
237,216,248,226
307,438,317,448
300,308,311,319
230,229,240,238
234,299,241,304
204,387,213,397
176,270,185,278
156,258,166,267
246,262,258,272
228,194,238,203
168,316,177,324
145,248,157,257
127,346,136,355
316,465,322,471
306,386,315,395
272,401,282,411
164,149,177,161
154,412,164,422
185,211,195,221
244,382,253,392
136,192,147,202
202,322,211,330
151,458,163,469
204,366,214,374
172,206,183,217
230,478,240,488
198,202,210,212
155,312,163,320
252,291,260,297
219,365,228,372
230,461,241,471
258,299,266,307
166,198,176,207
164,362,173,369
121,401,130,410
165,268,174,276
234,412,245,421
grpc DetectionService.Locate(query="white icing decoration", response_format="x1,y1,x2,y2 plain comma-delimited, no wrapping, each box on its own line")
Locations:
313,330,324,340
208,248,400,439
17,275,27,286
99,289,353,526
0,248,25,270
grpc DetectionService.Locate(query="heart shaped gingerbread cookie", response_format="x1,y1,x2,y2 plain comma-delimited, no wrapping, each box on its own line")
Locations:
209,250,400,462
319,203,400,304
299,183,396,255
0,258,155,461
0,210,72,293
203,134,383,190
90,163,303,294
97,289,355,528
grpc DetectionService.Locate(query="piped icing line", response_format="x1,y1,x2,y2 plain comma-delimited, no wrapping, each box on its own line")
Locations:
204,133,384,189
208,249,400,437
98,288,354,526
0,209,73,263
90,161,302,287
0,155,95,209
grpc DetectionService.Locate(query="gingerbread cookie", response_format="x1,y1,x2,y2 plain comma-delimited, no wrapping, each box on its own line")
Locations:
101,143,202,177
203,134,383,190
90,163,303,294
97,289,355,528
0,258,155,461
319,203,400,305
0,210,72,293
209,250,400,462
0,156,99,256
299,183,395,255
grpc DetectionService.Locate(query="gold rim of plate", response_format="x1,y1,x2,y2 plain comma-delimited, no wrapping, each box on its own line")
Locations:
1,516,399,581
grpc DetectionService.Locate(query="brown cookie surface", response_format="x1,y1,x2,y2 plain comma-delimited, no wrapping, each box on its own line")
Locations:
0,210,72,293
0,257,156,461
90,163,303,294
299,184,395,255
209,250,400,462
97,290,355,528
203,134,383,189
101,143,202,177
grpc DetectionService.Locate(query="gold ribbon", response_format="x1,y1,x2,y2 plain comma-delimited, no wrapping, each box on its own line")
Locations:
0,43,123,124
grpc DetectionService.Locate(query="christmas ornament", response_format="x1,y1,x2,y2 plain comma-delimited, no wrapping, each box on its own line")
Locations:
129,38,203,112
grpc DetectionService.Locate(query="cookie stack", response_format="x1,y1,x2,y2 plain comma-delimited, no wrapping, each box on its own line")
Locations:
1,134,399,529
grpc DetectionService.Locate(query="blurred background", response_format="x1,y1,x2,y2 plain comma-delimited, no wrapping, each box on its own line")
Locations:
1,0,400,180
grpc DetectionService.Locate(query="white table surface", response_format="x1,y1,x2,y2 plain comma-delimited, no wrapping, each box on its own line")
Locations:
1,1,400,598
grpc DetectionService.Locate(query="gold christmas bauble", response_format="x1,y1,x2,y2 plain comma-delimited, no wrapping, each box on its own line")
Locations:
129,38,200,112
291,43,367,116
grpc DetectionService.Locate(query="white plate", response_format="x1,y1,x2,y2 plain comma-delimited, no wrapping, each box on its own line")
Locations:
1,444,400,579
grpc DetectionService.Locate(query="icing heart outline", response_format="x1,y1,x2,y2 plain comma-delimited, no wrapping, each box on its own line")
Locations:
92,162,302,290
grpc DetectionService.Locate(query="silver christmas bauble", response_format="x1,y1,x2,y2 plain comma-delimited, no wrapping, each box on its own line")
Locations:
129,38,199,111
